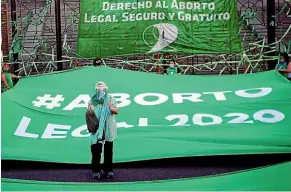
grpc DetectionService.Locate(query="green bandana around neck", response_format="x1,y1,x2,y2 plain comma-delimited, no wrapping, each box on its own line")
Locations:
167,67,178,75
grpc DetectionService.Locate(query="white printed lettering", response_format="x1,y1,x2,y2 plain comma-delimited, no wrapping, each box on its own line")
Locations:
71,125,90,137
193,114,222,126
203,91,231,101
41,124,71,139
14,116,39,138
235,88,272,98
134,93,168,106
172,93,203,103
63,94,90,111
111,93,131,108
253,109,285,123
117,122,134,128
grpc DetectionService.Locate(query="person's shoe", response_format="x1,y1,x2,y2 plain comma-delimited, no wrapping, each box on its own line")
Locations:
92,172,101,179
106,172,114,179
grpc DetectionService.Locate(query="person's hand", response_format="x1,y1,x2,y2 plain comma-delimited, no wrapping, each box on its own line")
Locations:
18,76,22,79
108,102,112,110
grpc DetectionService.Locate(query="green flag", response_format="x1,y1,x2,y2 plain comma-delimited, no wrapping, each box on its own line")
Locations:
77,0,241,58
1,67,291,164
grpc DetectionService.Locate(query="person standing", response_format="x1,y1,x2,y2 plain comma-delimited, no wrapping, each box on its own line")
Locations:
164,60,181,75
276,53,289,70
277,53,291,81
279,62,291,81
93,57,102,67
1,63,21,93
85,81,118,179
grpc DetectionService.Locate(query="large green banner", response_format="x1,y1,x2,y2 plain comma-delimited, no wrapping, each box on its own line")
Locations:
1,67,291,164
77,0,241,58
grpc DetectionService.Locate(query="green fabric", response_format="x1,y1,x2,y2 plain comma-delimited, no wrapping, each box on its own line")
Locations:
276,63,288,78
2,161,291,191
88,94,118,143
94,94,110,143
2,72,13,91
1,67,291,164
88,133,98,145
167,67,178,75
276,62,287,70
10,35,21,54
103,95,118,142
77,0,241,58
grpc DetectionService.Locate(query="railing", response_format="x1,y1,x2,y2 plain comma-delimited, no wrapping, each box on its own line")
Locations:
1,0,291,75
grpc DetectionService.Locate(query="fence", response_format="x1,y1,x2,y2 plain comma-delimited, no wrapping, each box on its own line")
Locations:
1,0,291,75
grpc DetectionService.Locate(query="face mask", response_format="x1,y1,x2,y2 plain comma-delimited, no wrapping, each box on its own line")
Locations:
96,88,106,103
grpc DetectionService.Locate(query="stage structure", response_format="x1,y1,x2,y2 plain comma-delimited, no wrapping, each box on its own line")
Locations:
1,0,291,76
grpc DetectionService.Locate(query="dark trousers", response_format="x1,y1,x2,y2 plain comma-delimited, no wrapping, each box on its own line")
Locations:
91,141,113,173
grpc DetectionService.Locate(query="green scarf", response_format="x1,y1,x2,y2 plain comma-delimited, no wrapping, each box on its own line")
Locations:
89,94,111,144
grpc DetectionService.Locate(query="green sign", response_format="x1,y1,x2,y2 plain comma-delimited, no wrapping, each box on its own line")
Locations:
2,161,291,191
77,0,241,58
1,67,291,164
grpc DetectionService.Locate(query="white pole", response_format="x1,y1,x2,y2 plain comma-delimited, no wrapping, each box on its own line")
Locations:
52,47,54,61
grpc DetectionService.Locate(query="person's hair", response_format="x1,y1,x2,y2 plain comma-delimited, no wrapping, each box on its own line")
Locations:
281,52,289,63
2,63,10,71
95,81,108,91
169,59,175,64
93,58,102,66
